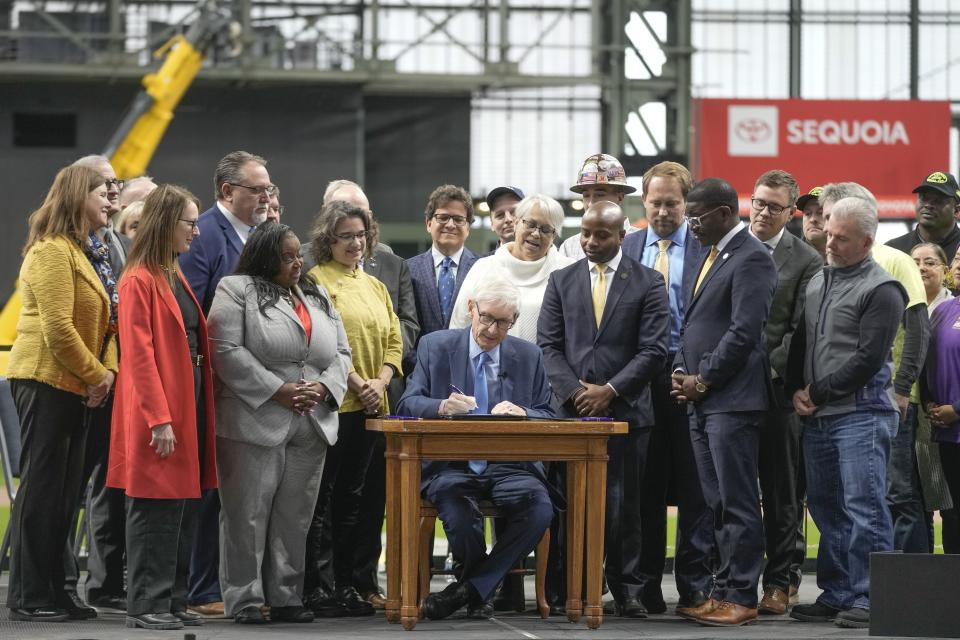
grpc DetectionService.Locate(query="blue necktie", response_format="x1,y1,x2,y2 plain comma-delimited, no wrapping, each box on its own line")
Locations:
469,352,490,474
438,256,455,326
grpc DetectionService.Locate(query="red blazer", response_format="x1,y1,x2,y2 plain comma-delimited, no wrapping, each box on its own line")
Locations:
107,266,217,498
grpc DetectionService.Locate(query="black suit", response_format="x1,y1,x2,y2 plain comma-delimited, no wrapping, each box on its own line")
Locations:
674,225,777,608
756,231,821,593
538,253,669,605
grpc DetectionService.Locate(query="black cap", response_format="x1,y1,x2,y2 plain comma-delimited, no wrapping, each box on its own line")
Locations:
913,171,960,200
485,186,525,209
796,186,823,210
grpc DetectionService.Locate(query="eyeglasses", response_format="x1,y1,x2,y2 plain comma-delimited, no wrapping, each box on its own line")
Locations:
520,218,556,236
280,253,303,265
432,213,469,227
104,178,125,191
683,205,725,229
476,305,516,331
227,182,278,196
269,205,285,217
179,218,199,230
333,231,370,243
750,198,792,216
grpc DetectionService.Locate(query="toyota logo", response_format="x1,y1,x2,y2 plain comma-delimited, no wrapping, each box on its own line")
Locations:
736,119,772,143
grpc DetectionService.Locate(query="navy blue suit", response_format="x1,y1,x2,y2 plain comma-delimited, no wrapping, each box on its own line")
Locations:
622,227,714,606
396,328,555,601
537,254,669,604
674,226,777,608
405,248,478,361
178,203,242,605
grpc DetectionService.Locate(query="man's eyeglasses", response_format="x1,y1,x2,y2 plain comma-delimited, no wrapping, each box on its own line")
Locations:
520,218,556,236
476,305,516,331
683,205,725,229
104,178,125,191
179,218,199,230
333,231,371,243
750,198,792,216
432,213,469,227
269,206,285,217
227,182,278,197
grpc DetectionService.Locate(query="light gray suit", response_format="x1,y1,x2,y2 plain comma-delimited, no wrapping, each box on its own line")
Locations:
207,275,352,615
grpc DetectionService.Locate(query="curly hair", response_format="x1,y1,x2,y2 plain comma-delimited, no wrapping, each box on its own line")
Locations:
424,184,474,223
310,200,373,265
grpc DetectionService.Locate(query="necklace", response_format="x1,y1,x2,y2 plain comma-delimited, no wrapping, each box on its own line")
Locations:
280,289,294,306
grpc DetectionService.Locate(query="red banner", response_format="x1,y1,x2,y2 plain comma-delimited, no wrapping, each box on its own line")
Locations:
691,99,952,218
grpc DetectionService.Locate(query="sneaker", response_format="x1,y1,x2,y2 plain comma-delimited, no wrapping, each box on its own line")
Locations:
789,601,841,622
835,607,869,629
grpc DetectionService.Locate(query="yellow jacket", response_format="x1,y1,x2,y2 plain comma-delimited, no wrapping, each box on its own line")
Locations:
7,235,118,396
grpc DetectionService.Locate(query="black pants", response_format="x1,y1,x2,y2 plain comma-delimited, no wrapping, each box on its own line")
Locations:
757,402,804,590
6,379,89,609
940,443,960,554
125,497,198,615
352,429,386,595
63,396,127,600
305,410,372,593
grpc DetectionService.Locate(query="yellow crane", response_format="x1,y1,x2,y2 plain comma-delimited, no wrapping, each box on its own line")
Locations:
0,0,235,370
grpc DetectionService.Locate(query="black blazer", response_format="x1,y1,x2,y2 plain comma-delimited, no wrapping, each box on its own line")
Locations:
537,254,670,429
673,227,778,414
766,231,822,381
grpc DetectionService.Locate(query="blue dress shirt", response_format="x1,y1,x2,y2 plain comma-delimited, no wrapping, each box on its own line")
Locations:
640,221,687,353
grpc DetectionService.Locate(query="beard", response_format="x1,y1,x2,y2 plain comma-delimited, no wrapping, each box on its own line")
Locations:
251,209,268,226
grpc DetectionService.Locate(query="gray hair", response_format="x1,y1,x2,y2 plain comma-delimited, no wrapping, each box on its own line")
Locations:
323,179,362,204
214,150,267,201
514,194,565,237
829,197,878,240
471,278,521,315
120,175,157,207
819,182,877,209
72,154,111,169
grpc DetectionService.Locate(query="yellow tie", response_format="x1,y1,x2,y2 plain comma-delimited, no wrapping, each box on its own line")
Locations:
694,246,719,294
592,263,607,327
654,239,671,289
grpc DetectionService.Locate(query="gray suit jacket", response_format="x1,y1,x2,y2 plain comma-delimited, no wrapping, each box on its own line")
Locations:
766,230,822,380
207,275,352,447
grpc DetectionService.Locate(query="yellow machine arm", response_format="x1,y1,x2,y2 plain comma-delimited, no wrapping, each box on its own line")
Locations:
104,0,233,179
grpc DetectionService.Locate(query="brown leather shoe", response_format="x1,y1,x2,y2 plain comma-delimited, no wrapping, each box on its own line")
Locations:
676,598,718,620
187,601,225,617
362,591,386,610
696,601,758,627
788,584,799,605
758,586,788,615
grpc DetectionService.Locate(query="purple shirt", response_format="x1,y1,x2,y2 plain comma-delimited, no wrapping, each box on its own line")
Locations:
927,297,960,443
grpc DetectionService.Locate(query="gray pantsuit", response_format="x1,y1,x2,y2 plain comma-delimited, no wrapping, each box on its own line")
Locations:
207,275,352,617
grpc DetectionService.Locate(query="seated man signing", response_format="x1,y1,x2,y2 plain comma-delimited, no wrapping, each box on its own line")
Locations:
397,278,556,620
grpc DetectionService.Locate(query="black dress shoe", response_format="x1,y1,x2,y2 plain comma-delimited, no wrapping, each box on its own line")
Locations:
89,594,127,613
9,607,69,622
335,586,374,617
58,592,98,620
615,597,648,618
126,612,184,630
466,600,494,619
423,582,472,621
234,605,266,624
641,595,667,614
171,609,204,626
305,588,347,618
678,590,709,609
271,606,315,623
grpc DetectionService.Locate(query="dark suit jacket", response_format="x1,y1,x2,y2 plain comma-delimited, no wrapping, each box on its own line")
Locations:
179,204,242,314
537,254,670,429
396,328,556,490
622,226,703,314
674,227,777,414
765,231,822,381
406,245,478,339
364,247,419,359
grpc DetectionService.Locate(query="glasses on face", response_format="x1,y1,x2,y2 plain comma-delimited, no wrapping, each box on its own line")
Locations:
333,230,370,243
179,218,199,230
520,218,556,236
751,198,792,216
280,253,302,265
269,206,285,217
432,213,469,227
476,305,516,332
227,182,278,197
104,178,125,191
683,205,725,229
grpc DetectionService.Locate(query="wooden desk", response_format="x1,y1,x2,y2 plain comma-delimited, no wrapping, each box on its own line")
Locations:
366,418,628,631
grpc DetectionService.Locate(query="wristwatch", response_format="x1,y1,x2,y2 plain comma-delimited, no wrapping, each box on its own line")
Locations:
694,375,709,394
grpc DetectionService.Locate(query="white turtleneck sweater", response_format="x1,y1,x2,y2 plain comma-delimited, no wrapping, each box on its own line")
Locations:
449,243,575,344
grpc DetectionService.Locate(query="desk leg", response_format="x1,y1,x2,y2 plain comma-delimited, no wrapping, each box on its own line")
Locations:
399,439,421,631
384,435,401,624
583,441,608,630
565,460,586,623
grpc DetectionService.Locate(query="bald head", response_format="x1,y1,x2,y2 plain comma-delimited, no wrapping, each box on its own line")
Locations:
580,201,626,263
